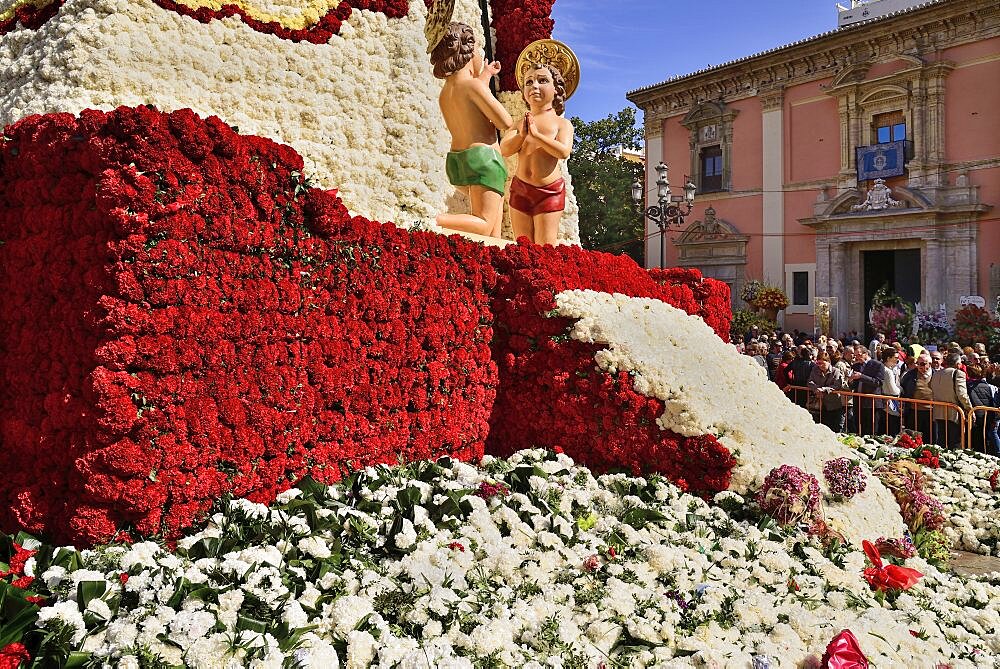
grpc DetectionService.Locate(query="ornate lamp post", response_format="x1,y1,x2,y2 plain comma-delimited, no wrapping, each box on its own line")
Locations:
631,162,696,269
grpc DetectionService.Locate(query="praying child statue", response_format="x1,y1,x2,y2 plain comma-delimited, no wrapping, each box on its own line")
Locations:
430,22,514,238
500,40,579,245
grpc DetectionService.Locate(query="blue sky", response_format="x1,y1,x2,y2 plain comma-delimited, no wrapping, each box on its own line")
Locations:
551,0,842,123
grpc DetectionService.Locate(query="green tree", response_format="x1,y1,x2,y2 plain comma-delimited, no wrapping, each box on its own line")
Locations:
567,107,645,263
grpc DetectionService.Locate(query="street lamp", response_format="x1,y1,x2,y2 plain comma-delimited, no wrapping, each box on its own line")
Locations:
631,162,696,269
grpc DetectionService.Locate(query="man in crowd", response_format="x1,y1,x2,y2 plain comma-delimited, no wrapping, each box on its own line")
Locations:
837,346,856,430
929,351,972,448
850,344,884,436
808,352,848,432
869,333,885,359
766,341,783,381
930,350,944,371
901,351,934,443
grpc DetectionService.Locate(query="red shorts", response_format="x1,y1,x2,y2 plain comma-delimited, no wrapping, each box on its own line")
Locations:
509,176,566,216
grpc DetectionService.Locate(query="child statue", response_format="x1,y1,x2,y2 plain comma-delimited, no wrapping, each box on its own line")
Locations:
430,22,514,238
501,40,578,245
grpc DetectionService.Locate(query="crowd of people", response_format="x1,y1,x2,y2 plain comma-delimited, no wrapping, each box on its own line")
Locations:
738,326,1000,457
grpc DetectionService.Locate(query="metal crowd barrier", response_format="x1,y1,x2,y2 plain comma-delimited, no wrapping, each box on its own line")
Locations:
967,405,1000,454
784,385,969,450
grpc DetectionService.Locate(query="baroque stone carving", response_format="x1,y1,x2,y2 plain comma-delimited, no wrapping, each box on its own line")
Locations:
852,179,901,210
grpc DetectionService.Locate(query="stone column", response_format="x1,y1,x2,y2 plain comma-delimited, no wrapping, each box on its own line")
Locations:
908,87,927,185
831,241,849,333
923,63,954,188
838,96,853,177
815,237,831,298
761,89,784,287
924,238,943,310
847,244,863,333
644,114,665,269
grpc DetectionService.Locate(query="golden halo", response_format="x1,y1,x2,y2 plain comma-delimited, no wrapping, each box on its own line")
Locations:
424,0,456,54
515,39,580,101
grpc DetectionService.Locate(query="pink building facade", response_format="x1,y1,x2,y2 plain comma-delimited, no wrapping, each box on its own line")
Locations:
627,0,999,337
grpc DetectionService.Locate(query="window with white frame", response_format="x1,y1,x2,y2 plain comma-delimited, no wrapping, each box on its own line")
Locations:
784,263,816,315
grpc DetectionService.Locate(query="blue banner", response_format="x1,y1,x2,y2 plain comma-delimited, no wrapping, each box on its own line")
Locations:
856,141,906,181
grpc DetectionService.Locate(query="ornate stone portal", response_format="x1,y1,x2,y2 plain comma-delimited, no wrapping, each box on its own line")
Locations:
803,180,991,333
674,207,749,309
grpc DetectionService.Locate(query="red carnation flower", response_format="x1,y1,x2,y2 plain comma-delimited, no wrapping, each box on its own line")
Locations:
0,643,30,669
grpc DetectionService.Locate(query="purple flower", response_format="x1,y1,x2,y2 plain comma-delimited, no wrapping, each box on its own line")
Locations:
822,457,868,499
756,465,823,533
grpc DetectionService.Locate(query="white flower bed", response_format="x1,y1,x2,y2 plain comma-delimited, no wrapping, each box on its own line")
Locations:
0,0,579,240
847,435,1000,558
926,450,1000,558
25,450,1000,667
553,289,906,545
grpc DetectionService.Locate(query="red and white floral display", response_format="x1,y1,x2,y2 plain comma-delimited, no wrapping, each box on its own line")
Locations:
0,106,734,546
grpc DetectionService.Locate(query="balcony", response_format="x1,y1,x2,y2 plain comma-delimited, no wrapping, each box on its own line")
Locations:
855,140,912,182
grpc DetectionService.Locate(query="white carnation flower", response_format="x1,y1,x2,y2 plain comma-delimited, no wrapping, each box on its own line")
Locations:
117,656,140,669
36,600,87,645
346,630,377,669
332,596,374,638
394,519,417,549
298,535,332,559
120,542,162,571
293,633,340,668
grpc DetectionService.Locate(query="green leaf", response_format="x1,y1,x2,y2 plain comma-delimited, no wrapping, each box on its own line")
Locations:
166,577,189,608
188,536,222,560
396,486,422,510
296,476,327,499
185,587,216,603
0,583,41,646
77,580,108,610
14,532,42,551
50,547,82,570
621,508,668,529
237,614,268,633
276,623,319,652
64,651,92,668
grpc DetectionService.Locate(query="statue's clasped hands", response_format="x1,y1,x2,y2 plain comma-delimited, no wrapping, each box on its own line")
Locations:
520,112,540,146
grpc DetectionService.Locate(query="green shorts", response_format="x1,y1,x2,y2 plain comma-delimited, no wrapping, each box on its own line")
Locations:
445,146,508,195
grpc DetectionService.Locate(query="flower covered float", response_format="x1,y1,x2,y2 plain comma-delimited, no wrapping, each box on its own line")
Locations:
1,0,997,666
0,106,905,548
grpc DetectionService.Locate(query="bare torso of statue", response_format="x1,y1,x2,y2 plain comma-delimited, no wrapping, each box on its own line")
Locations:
514,110,562,185
439,78,502,152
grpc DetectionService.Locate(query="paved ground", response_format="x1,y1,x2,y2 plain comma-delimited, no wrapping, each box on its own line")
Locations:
951,550,1000,577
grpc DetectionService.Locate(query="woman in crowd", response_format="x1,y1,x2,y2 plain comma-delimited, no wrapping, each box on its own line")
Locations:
879,346,903,436
966,363,1000,456
808,352,848,432
787,346,816,408
775,350,795,394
